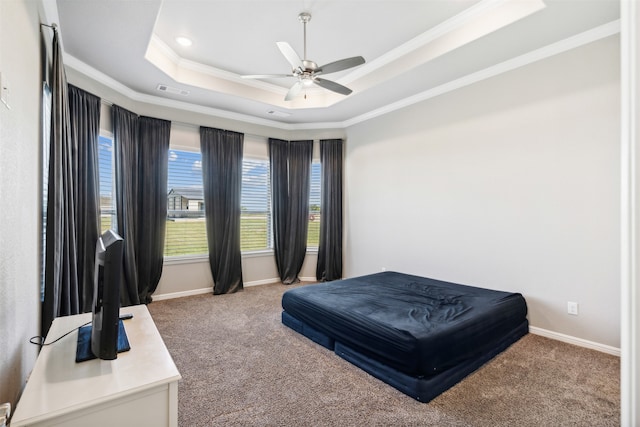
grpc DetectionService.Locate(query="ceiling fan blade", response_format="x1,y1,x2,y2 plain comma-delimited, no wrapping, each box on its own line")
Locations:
241,74,294,79
318,56,365,75
276,41,304,71
284,81,303,101
313,78,353,96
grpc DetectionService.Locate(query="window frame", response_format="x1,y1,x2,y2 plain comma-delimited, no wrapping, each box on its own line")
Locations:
164,146,208,261
306,160,321,252
164,147,276,263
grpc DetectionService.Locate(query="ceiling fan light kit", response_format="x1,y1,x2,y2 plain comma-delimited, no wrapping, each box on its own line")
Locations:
242,12,365,101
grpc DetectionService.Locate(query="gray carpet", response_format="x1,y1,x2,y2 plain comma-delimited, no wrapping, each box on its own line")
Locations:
148,282,619,426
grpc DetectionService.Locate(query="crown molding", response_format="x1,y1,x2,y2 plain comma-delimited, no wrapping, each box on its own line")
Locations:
64,54,299,130
344,0,542,85
65,19,620,131
344,20,621,128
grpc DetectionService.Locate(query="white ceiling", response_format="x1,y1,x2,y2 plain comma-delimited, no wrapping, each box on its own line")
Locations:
48,0,619,128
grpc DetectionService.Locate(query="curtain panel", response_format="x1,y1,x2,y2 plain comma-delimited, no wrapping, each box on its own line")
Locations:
68,85,102,312
42,29,81,336
269,139,289,282
41,29,80,336
316,139,344,281
269,138,313,284
112,105,141,306
42,38,103,335
200,127,244,294
112,106,171,305
136,117,171,303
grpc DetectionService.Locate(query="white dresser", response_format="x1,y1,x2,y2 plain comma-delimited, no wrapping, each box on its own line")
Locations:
11,304,181,427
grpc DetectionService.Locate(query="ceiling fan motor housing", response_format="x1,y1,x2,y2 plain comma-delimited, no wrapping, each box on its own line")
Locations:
298,12,311,23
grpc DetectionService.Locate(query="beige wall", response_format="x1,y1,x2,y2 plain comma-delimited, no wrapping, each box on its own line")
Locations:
0,0,45,408
344,35,621,348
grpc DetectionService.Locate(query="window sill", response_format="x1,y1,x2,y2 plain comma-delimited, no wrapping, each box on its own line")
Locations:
164,249,276,265
164,248,318,265
163,254,209,265
242,249,274,259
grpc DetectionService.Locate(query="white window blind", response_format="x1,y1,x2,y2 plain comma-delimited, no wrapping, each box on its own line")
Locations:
241,158,272,252
165,149,207,257
165,150,274,257
308,161,321,248
98,135,116,233
41,83,52,300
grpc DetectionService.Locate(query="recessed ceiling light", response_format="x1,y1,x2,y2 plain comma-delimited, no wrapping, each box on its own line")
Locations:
175,36,192,47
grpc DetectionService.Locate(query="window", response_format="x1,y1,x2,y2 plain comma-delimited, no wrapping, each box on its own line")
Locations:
165,150,273,257
307,161,321,248
241,158,272,252
165,149,207,257
98,135,116,232
41,82,51,299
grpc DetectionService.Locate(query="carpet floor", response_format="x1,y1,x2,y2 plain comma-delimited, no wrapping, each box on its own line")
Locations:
148,282,619,426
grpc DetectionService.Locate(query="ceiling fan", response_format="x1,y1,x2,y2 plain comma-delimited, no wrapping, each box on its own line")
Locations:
241,12,365,101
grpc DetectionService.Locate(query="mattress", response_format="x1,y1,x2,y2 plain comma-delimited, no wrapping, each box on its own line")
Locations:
281,271,528,377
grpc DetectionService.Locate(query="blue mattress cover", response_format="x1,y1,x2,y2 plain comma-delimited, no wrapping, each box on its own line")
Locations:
281,271,527,377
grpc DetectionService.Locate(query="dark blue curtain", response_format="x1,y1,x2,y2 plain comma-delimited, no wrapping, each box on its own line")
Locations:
113,106,171,304
113,106,140,306
200,127,244,294
42,30,101,336
68,85,101,311
269,138,313,284
137,117,171,303
316,139,343,281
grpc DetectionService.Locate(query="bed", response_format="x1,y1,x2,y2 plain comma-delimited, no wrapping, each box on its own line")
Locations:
281,271,528,402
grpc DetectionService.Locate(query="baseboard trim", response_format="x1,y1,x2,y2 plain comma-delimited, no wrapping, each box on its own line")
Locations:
244,278,281,287
153,276,315,300
245,277,316,287
529,326,620,357
152,287,213,301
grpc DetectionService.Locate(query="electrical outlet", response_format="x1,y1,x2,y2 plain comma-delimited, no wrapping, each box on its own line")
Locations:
567,301,578,315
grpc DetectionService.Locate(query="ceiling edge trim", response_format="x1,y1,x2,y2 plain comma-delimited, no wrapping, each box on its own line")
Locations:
63,54,297,130
64,54,302,130
147,34,286,96
343,20,621,128
64,19,620,131
343,0,543,85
